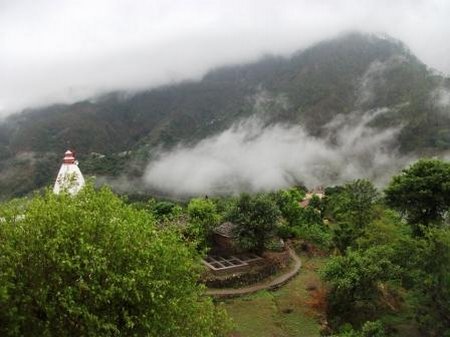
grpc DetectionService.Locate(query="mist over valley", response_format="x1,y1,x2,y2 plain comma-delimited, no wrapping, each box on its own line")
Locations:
0,32,449,199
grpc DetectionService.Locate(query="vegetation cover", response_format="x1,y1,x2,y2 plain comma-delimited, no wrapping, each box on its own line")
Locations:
227,193,281,253
0,157,448,337
320,159,450,337
0,185,231,337
213,159,449,337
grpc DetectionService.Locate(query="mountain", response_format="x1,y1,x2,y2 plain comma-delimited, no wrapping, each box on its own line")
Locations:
0,32,449,199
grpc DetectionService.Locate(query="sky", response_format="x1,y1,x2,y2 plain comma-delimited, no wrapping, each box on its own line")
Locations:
1,0,450,115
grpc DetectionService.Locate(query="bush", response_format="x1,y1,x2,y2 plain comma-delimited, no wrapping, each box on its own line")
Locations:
295,223,333,249
332,320,386,337
147,199,182,221
0,185,230,336
277,223,297,239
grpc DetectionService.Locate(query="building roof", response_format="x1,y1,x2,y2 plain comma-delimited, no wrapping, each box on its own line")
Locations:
214,222,237,238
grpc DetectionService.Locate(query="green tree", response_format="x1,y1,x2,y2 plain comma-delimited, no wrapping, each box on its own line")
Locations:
342,179,379,229
274,188,332,248
186,198,221,249
326,180,379,254
0,185,231,337
356,208,421,288
322,246,401,328
228,193,281,252
385,159,450,235
332,222,360,255
274,187,305,226
146,199,182,222
332,320,386,337
297,196,332,248
325,180,378,228
356,209,410,248
413,228,450,336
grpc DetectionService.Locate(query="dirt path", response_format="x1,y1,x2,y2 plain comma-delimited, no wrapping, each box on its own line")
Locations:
206,246,302,298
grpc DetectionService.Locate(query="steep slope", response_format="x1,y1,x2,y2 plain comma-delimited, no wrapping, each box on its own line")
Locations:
0,32,449,199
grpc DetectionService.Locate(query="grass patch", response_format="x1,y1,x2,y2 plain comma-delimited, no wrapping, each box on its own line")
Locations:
222,255,327,337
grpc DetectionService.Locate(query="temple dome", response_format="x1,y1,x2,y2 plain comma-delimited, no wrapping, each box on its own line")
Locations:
53,149,85,195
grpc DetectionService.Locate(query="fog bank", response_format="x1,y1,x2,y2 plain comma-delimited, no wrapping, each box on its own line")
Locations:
144,109,414,196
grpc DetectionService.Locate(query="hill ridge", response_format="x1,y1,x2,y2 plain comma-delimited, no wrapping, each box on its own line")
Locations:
0,32,449,199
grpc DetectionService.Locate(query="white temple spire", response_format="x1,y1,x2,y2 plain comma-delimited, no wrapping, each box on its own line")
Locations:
53,150,85,195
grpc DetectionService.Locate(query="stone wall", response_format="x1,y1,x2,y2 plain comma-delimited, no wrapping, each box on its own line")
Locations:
202,249,291,288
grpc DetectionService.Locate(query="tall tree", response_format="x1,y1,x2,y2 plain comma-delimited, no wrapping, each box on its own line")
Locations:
413,228,450,336
228,193,281,252
186,198,221,249
274,187,305,227
322,246,401,328
385,159,450,235
325,180,379,254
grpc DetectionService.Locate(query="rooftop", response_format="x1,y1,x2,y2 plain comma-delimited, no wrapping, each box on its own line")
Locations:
214,222,237,238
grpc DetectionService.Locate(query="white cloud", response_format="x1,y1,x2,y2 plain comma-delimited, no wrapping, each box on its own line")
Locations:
1,0,450,114
144,109,415,196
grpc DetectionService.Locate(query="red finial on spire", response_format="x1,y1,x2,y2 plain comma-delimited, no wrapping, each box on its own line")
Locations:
63,150,75,164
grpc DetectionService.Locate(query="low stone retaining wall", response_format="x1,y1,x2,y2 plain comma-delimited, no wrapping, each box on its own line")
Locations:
202,249,291,289
206,247,302,298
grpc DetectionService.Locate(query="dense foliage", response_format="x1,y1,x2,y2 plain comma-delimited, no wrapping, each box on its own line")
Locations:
332,320,386,337
324,180,379,254
385,159,450,235
186,198,221,250
0,149,448,337
0,185,231,337
228,193,281,252
320,159,450,336
146,198,182,222
275,187,332,248
413,228,450,334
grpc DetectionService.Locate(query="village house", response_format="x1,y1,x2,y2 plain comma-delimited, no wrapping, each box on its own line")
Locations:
212,222,238,255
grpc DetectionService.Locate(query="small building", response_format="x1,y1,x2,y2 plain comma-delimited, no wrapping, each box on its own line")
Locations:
212,222,238,255
53,150,85,195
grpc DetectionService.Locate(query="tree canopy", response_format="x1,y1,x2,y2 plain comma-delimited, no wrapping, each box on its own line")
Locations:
323,179,378,254
385,159,450,235
228,193,281,252
319,161,450,336
0,185,230,336
186,198,221,250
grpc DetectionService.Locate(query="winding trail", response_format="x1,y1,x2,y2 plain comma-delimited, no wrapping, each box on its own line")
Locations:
206,246,302,298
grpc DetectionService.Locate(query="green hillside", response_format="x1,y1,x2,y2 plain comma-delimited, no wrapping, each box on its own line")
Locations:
0,32,449,199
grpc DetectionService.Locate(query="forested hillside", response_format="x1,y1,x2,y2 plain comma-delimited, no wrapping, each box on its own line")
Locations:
0,32,449,199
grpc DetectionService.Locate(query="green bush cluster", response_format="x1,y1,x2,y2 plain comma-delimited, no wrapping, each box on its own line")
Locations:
321,159,450,336
0,185,231,336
